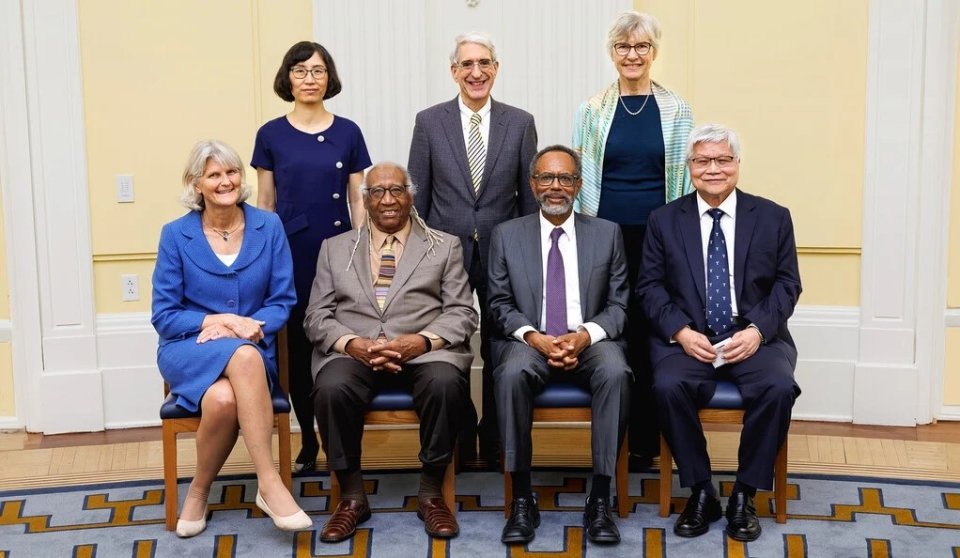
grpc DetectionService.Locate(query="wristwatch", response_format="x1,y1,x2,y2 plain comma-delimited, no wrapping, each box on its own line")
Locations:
419,331,442,352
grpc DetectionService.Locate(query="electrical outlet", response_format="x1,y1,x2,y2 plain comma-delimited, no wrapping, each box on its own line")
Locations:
121,274,139,301
117,174,134,202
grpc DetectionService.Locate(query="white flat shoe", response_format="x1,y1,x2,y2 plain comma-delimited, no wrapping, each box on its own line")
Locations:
256,490,312,531
175,504,208,538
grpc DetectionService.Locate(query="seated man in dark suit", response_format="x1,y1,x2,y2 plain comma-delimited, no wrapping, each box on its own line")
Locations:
488,145,631,545
637,123,802,542
304,162,478,542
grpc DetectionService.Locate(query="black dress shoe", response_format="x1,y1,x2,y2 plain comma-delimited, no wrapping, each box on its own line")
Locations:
725,491,761,541
502,496,540,544
674,489,722,538
583,496,620,544
294,445,317,473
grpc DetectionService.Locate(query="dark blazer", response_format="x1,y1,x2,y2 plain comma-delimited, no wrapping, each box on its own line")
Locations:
408,97,538,271
637,190,802,367
487,212,629,359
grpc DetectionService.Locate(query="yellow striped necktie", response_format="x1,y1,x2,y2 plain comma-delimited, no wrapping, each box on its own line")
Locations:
374,235,395,310
467,112,485,194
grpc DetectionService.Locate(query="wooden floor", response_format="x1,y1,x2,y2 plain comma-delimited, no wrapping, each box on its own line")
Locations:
1,420,959,491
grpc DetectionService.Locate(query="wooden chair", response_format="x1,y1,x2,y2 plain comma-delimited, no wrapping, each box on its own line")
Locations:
328,388,457,515
160,329,293,531
503,383,630,518
658,380,787,523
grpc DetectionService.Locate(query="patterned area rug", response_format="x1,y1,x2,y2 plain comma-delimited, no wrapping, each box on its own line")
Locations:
1,471,959,557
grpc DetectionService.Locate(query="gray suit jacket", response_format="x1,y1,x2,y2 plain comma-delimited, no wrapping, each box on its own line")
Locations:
408,97,538,271
303,222,478,377
487,212,629,360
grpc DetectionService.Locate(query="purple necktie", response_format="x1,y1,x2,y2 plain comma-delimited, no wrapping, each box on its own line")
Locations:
707,208,733,334
545,227,567,336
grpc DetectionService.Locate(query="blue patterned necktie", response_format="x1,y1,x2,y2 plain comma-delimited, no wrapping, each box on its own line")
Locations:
706,208,733,334
545,227,567,336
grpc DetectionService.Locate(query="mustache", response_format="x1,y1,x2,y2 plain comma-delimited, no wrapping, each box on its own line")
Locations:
535,192,573,215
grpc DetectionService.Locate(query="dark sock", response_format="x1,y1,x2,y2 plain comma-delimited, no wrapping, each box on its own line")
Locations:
335,467,365,501
589,474,611,500
693,480,715,498
418,463,447,500
733,481,756,497
511,471,533,500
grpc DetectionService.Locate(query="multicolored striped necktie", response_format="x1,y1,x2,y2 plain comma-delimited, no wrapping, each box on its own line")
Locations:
374,235,395,311
467,112,485,194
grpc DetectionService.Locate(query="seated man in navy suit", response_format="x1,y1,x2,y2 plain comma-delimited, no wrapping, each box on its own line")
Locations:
488,145,630,545
637,123,801,542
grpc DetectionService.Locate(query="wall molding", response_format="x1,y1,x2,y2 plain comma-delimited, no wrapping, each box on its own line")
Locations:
940,405,960,421
93,253,158,263
0,320,10,343
796,247,861,255
945,309,960,328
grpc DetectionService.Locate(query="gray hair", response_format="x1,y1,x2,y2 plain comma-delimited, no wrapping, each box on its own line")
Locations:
449,31,498,64
528,144,582,180
347,162,444,270
179,139,252,211
685,123,742,161
607,11,662,51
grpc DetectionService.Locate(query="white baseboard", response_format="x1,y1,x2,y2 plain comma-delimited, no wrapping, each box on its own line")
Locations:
939,405,960,420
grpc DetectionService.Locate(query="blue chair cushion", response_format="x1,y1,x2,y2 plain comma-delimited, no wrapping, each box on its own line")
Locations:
533,383,592,408
706,380,744,410
160,383,291,420
368,388,416,411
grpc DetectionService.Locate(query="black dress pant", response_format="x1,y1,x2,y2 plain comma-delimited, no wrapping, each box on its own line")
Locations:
312,357,468,471
286,306,318,451
652,341,800,490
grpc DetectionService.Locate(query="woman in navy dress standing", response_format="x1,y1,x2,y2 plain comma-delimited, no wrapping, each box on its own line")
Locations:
252,41,372,472
153,140,309,536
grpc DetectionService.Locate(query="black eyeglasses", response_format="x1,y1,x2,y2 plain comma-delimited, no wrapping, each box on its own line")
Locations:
454,58,495,71
532,173,579,187
365,185,410,200
688,156,737,169
613,42,653,56
290,66,327,79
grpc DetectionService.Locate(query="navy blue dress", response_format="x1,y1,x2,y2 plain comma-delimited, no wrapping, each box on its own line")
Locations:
598,95,665,225
251,115,372,306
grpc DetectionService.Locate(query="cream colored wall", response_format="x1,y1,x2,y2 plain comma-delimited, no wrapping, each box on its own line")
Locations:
79,0,312,314
638,0,868,306
946,330,960,406
944,40,960,406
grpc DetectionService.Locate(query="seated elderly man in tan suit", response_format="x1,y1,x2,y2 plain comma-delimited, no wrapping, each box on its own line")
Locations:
304,162,478,543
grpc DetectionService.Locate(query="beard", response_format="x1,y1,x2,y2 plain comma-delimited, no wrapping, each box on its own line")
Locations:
536,192,573,216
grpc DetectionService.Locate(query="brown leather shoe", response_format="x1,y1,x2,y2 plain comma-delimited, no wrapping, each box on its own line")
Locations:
417,497,459,538
320,499,371,543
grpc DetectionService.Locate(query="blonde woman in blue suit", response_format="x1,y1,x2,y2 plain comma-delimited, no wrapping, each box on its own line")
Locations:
152,140,310,537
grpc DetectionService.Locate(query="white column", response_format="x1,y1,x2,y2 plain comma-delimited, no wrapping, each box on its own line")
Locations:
856,0,958,425
0,0,101,432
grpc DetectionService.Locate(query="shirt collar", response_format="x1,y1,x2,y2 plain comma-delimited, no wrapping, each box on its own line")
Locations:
369,218,412,249
696,189,738,219
458,95,492,120
538,211,576,241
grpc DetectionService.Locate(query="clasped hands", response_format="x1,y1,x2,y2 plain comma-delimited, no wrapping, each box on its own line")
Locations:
673,325,761,365
524,330,591,371
197,314,266,344
346,334,428,373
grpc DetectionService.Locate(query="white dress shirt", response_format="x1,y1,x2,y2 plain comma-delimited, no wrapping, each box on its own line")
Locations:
697,190,739,317
458,96,491,147
511,212,607,345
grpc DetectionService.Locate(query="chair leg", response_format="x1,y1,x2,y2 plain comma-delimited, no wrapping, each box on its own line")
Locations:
658,435,673,518
162,422,179,531
775,437,788,524
277,412,292,492
503,471,512,518
615,432,629,518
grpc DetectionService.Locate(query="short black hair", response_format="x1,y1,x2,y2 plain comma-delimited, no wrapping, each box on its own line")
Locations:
273,41,342,102
529,144,582,179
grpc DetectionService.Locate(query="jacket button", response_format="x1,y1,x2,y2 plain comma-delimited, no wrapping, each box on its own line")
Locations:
227,300,235,307
332,192,340,199
336,161,343,169
317,135,325,142
334,220,342,227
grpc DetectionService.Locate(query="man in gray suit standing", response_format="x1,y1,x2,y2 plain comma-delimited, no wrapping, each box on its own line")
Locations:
408,32,538,466
487,145,630,545
305,163,477,542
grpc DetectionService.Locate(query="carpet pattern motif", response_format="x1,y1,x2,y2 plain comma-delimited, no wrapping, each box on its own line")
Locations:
1,471,959,557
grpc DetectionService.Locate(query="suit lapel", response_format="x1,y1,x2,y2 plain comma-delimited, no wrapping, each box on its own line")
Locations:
678,195,707,306
351,228,379,310
521,216,544,323
231,204,266,271
440,98,475,199
733,190,757,305
479,99,506,201
574,214,593,313
382,223,427,312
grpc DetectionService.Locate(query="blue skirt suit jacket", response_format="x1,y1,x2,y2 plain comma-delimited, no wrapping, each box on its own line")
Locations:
151,203,296,412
